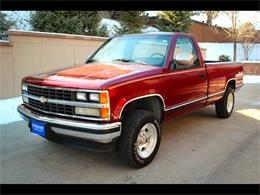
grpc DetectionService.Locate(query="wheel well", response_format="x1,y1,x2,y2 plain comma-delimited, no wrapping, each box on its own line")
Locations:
120,96,164,123
227,79,236,90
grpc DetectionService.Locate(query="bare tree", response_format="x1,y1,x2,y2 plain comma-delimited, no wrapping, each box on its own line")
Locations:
203,11,219,25
239,22,258,60
214,11,258,61
220,11,240,61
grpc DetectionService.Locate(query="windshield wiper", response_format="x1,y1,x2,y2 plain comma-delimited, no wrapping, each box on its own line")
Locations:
86,58,99,63
112,58,146,65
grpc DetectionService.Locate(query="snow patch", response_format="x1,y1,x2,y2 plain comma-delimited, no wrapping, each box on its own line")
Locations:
243,75,260,84
100,18,160,36
100,18,121,37
141,26,160,33
0,96,23,125
251,101,260,106
198,42,260,61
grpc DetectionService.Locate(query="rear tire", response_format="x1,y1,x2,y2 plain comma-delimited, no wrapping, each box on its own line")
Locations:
116,110,161,168
215,86,235,118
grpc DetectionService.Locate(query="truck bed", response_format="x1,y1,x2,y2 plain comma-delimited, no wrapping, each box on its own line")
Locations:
205,62,244,104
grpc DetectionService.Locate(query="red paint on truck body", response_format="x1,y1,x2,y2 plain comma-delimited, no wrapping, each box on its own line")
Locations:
22,33,244,123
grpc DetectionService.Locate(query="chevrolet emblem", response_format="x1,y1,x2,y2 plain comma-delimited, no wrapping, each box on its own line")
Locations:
39,96,47,104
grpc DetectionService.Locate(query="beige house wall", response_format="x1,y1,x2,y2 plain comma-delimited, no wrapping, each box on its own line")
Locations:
0,43,14,99
0,30,208,99
0,30,107,99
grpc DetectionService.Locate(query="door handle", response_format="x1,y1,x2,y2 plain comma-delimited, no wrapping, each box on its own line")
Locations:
200,74,206,79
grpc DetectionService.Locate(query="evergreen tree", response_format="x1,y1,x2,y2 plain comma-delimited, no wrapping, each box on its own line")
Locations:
108,11,121,20
0,12,15,40
97,24,109,37
30,11,107,36
115,11,147,35
156,11,195,33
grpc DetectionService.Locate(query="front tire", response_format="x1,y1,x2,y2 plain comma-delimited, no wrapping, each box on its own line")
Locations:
215,86,235,118
116,110,161,168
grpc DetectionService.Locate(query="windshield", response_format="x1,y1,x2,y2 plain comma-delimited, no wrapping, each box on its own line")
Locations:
88,34,172,67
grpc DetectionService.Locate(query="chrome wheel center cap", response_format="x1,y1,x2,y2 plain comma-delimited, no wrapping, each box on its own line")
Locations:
227,93,234,113
136,123,157,159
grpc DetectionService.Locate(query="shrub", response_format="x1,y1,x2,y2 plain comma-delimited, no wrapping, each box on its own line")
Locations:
219,55,231,62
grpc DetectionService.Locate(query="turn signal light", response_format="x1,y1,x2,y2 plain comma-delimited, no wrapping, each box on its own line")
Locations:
100,107,109,119
100,92,109,104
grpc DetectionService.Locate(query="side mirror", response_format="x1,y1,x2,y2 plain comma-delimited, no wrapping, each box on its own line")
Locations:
170,60,176,71
85,55,91,63
176,53,194,66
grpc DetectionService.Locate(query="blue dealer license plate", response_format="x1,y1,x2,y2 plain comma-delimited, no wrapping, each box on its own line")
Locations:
31,120,46,137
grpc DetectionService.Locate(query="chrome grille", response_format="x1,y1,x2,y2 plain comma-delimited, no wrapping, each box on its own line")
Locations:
26,84,74,116
22,84,110,121
27,85,73,101
28,98,73,115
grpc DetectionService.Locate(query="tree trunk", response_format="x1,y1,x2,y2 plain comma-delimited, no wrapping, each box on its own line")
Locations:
206,15,213,25
233,41,237,61
245,48,249,61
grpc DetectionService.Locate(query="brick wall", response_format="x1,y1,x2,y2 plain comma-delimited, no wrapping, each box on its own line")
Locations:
243,63,260,75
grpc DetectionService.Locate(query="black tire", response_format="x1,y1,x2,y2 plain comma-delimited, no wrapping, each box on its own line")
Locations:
116,110,161,168
215,86,235,118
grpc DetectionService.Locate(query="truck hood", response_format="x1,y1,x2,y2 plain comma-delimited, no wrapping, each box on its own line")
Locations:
24,63,163,90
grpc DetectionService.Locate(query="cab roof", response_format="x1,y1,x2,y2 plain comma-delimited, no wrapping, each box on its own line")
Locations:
117,32,194,38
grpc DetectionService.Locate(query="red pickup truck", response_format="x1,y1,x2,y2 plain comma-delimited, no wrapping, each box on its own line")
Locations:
18,32,244,168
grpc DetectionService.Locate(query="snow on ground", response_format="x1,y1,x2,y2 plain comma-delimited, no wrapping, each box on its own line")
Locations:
198,42,260,61
0,96,23,125
251,101,260,106
243,75,260,84
0,76,259,125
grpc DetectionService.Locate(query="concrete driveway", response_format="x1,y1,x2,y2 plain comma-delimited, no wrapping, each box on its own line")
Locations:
0,82,259,184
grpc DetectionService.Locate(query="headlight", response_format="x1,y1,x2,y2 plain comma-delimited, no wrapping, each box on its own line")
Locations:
76,92,87,101
22,83,27,91
89,93,99,102
75,107,100,117
75,91,110,119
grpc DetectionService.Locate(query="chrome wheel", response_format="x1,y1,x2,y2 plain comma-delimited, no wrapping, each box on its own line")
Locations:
136,123,158,159
227,92,234,113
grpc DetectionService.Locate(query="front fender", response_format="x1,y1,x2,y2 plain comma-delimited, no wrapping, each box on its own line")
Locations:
110,88,165,121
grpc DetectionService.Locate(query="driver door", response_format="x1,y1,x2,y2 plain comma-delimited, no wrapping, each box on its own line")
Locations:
165,36,207,112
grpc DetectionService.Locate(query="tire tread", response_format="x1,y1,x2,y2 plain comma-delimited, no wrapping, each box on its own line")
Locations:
215,87,234,118
116,110,160,168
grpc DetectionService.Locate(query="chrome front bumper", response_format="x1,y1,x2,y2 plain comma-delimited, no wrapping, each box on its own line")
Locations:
17,104,121,143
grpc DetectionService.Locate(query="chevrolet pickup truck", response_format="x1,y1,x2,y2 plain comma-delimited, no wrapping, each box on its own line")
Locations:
18,32,244,168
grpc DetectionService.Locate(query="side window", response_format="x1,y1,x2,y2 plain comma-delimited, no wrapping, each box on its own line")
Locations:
173,37,200,70
131,39,168,66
